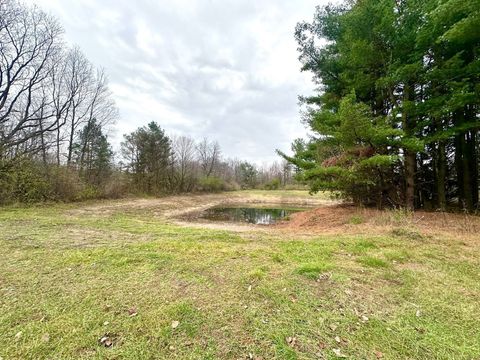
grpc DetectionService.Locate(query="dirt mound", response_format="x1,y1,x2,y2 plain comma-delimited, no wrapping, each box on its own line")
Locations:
276,204,480,240
277,204,361,231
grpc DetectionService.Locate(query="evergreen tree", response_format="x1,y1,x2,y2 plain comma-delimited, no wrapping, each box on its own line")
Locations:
282,0,479,210
121,122,172,194
74,119,113,187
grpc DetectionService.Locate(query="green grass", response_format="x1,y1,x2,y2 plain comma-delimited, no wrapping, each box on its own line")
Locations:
0,193,479,359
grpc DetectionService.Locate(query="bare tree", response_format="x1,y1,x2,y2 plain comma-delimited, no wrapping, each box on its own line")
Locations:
196,137,220,177
63,47,93,165
172,135,197,192
0,1,64,157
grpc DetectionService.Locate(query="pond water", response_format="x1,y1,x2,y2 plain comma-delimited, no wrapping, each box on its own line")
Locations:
199,206,305,225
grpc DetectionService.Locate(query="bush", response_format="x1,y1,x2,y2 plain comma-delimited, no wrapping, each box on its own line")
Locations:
48,166,84,202
0,158,131,204
103,171,130,198
0,158,51,204
198,176,224,192
264,178,281,190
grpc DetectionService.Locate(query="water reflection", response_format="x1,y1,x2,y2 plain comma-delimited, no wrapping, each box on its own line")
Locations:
200,206,304,225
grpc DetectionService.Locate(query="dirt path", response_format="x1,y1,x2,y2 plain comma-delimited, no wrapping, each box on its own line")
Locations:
66,192,480,240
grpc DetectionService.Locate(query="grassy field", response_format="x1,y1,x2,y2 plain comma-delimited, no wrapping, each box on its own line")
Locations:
0,191,479,359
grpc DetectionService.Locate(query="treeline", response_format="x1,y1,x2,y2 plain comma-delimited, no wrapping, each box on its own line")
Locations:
120,122,295,194
282,0,479,211
0,1,295,204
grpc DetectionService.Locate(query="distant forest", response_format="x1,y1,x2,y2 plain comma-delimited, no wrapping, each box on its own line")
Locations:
0,0,295,204
282,0,479,211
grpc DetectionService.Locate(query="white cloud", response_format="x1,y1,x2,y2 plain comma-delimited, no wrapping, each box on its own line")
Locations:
25,0,324,163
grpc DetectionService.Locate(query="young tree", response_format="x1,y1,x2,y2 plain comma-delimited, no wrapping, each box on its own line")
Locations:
238,161,257,189
73,119,112,186
121,122,172,194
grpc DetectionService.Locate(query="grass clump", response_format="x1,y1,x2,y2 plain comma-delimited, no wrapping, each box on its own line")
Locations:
348,215,364,224
391,227,424,241
295,262,334,279
358,256,390,268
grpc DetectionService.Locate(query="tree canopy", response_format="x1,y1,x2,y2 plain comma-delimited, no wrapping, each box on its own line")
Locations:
281,0,479,211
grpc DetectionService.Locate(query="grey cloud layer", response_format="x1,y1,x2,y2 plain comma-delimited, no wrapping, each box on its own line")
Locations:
29,0,321,163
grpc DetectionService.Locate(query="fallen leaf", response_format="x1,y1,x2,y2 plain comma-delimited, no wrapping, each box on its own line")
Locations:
169,345,175,351
374,350,384,358
317,272,332,281
171,320,180,329
416,310,421,317
361,315,369,322
103,321,109,326
127,307,137,317
332,348,346,358
318,341,327,349
15,331,22,340
334,336,341,343
248,285,252,292
415,327,425,334
99,335,113,347
286,336,297,348
329,324,338,332
41,333,50,342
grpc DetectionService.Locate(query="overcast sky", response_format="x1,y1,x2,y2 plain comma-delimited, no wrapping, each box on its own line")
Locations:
27,0,326,164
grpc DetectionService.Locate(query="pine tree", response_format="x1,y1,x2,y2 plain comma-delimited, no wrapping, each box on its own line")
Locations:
282,0,479,211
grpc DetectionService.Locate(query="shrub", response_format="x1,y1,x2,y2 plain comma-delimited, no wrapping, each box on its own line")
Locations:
48,165,84,202
0,158,51,204
264,178,281,190
198,176,224,192
103,171,130,198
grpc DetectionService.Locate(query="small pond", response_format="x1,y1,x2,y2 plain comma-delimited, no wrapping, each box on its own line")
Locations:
199,206,306,225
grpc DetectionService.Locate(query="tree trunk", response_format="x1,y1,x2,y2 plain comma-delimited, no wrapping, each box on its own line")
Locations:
402,83,415,210
437,140,447,210
405,150,415,210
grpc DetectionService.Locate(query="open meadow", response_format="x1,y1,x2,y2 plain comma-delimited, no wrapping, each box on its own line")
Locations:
1,190,479,359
